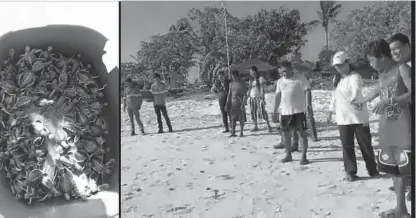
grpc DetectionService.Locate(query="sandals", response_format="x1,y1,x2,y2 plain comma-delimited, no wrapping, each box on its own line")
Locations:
378,209,410,218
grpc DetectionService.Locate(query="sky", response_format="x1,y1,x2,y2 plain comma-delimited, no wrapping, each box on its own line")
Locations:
0,2,119,72
121,1,376,64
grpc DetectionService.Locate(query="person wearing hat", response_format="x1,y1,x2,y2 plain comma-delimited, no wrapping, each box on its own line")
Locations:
326,51,379,182
123,77,145,135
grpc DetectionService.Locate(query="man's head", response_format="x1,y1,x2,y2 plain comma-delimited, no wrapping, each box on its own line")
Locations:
388,33,410,64
278,61,294,79
231,70,240,80
217,71,226,82
153,73,162,83
249,66,259,78
365,39,392,72
125,77,134,88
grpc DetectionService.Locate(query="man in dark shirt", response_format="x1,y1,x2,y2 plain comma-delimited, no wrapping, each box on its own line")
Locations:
123,78,145,136
211,71,230,133
151,73,173,133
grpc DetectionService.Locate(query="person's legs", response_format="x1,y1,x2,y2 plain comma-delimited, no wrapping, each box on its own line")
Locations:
133,109,145,134
219,99,229,132
154,105,163,133
291,129,299,152
338,124,358,181
239,110,244,137
250,98,259,131
160,105,173,132
307,105,319,141
281,128,294,163
378,148,410,218
127,107,136,135
296,113,309,164
354,124,378,176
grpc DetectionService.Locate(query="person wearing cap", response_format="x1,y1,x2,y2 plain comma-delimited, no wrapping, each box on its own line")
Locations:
123,77,145,136
388,33,412,201
326,51,379,182
359,39,412,218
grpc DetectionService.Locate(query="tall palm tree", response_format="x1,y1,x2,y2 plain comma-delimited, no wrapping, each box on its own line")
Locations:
316,1,342,49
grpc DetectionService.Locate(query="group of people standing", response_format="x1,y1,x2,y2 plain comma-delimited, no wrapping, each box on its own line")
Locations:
210,33,412,218
123,73,173,136
123,32,412,218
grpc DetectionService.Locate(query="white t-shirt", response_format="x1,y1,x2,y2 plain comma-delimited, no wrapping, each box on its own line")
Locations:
249,77,265,98
275,73,310,115
329,73,369,125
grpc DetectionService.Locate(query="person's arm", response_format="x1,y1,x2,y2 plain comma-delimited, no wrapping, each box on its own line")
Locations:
360,81,382,103
393,64,412,104
211,83,218,93
349,74,364,102
225,84,232,111
260,77,266,99
273,82,282,114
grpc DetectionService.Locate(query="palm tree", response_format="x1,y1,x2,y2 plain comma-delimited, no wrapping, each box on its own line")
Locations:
315,1,342,49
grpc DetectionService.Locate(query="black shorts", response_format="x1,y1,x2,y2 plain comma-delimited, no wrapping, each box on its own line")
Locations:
280,112,307,131
376,147,411,176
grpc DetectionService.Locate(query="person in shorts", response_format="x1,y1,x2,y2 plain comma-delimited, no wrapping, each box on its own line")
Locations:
388,33,412,201
273,61,311,165
359,39,412,218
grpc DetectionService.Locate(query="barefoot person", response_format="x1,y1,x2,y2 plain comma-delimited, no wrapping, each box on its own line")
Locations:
247,66,272,133
359,39,411,218
326,51,379,182
273,61,310,165
211,71,231,133
123,78,145,136
150,73,173,133
388,33,412,201
226,70,247,137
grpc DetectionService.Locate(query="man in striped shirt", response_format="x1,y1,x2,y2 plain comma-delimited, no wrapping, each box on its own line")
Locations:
123,78,145,136
151,73,173,133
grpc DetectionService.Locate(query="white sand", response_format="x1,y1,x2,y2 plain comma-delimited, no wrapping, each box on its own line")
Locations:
121,89,411,218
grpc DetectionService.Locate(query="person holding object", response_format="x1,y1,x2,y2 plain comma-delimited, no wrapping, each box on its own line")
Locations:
388,32,412,201
226,70,247,137
150,73,173,133
247,66,272,133
211,71,231,133
326,51,379,182
359,39,411,218
123,77,145,136
273,61,310,165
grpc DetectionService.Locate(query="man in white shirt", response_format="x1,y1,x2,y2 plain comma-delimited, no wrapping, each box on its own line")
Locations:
388,33,412,201
273,61,311,165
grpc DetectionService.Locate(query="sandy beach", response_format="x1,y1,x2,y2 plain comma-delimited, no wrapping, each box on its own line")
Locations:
120,89,411,218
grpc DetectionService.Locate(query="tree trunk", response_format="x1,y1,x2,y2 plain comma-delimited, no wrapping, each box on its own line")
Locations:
325,26,329,50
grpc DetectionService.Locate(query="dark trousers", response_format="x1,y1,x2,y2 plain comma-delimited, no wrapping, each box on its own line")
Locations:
154,105,172,131
306,106,318,140
219,98,229,130
127,107,144,132
338,124,378,175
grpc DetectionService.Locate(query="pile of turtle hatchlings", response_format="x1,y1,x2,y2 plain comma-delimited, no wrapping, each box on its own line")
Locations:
0,45,114,204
